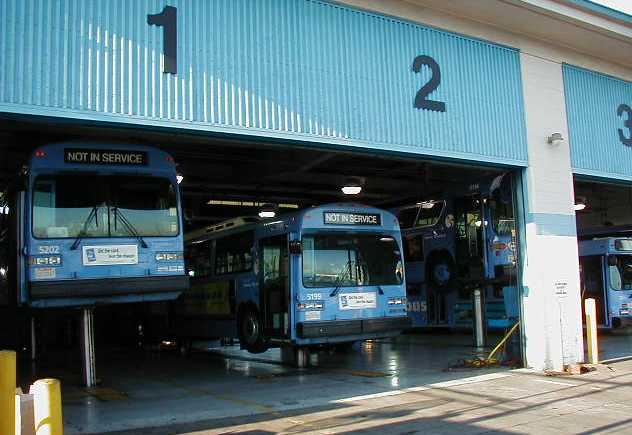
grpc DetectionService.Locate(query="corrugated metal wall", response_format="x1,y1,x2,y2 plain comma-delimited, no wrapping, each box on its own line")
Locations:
0,0,528,165
564,64,632,181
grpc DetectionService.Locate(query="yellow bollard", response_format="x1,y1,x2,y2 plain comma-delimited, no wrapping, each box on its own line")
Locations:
1,350,17,435
585,298,599,364
30,379,63,435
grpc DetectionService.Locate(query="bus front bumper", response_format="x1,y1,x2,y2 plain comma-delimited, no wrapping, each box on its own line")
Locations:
296,316,411,339
29,275,189,301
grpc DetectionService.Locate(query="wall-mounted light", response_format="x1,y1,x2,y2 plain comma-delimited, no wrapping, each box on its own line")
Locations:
547,132,565,146
341,177,363,195
258,203,277,218
574,196,586,211
176,174,184,184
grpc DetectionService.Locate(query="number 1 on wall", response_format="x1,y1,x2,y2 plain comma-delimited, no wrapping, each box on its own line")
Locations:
147,6,178,74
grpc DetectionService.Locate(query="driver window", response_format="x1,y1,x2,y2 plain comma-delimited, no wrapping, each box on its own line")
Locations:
609,259,622,291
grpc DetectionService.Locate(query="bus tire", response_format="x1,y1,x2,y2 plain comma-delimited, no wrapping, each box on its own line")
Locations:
239,308,268,354
179,339,192,356
427,252,455,288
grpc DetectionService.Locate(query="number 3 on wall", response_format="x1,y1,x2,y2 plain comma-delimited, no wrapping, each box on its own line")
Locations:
412,55,446,113
148,6,178,74
617,104,632,147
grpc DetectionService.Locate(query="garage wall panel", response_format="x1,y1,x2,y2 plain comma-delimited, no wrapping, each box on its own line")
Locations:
0,0,527,165
564,64,632,180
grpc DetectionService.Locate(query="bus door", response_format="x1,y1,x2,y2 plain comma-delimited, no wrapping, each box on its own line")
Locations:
260,235,290,339
454,197,485,281
579,255,607,326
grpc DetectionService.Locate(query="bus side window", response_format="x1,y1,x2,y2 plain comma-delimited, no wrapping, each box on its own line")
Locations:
186,240,212,278
415,201,444,227
397,206,420,230
214,231,254,275
608,257,622,291
403,235,424,262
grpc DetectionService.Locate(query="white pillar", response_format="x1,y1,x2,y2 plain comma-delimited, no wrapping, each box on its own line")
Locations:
519,53,584,371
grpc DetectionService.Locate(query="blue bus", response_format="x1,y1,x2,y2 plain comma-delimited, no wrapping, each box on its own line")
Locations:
579,237,632,328
181,204,409,357
392,173,518,328
0,142,188,308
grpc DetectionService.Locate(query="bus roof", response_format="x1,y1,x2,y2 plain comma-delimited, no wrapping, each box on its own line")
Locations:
28,142,177,173
185,203,400,244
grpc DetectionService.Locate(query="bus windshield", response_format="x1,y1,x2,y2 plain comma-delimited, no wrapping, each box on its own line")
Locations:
609,255,632,291
32,175,179,238
302,233,403,287
490,200,514,236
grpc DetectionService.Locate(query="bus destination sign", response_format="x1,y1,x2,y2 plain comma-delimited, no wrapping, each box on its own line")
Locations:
64,148,148,166
323,212,381,226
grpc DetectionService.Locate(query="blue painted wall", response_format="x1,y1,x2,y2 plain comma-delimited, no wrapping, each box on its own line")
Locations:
564,64,632,181
0,0,528,165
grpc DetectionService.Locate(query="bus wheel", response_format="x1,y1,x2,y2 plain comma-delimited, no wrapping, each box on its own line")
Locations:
179,339,192,356
428,253,455,287
240,309,268,354
612,317,622,329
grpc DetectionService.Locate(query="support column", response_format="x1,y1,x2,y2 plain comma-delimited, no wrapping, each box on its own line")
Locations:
280,346,310,368
472,288,487,349
519,53,584,371
80,307,97,388
31,315,37,361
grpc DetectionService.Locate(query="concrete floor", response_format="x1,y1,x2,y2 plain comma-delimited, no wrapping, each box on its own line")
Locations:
18,332,513,434
596,330,632,362
16,330,631,434
113,360,632,434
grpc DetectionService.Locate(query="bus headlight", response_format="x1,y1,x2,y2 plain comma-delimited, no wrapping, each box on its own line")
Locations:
388,297,407,305
29,256,62,266
155,252,184,261
297,302,324,310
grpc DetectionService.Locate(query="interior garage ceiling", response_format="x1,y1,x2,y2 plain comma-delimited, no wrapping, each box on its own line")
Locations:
0,116,506,227
575,178,632,233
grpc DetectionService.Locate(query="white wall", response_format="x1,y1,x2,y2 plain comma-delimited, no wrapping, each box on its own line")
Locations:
519,54,584,370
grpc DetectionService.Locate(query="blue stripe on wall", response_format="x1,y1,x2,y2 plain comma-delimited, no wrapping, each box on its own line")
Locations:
527,212,577,237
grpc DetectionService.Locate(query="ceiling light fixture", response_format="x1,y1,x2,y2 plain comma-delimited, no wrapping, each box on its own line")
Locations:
341,177,363,195
258,203,277,218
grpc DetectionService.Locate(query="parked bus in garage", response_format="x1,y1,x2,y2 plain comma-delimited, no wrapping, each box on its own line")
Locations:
0,142,188,308
392,173,518,328
579,237,632,329
182,204,409,356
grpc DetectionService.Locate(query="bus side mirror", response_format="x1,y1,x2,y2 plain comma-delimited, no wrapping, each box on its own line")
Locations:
608,256,618,267
289,240,302,255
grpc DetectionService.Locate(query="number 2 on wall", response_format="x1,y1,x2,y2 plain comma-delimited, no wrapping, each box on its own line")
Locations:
617,104,632,147
147,6,178,74
412,55,446,113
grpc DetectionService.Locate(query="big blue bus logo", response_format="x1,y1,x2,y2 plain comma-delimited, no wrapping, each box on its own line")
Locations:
86,248,97,263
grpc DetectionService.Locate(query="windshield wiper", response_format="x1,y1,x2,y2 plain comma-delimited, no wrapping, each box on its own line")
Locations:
330,276,344,298
112,207,148,248
70,205,100,250
330,261,355,297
